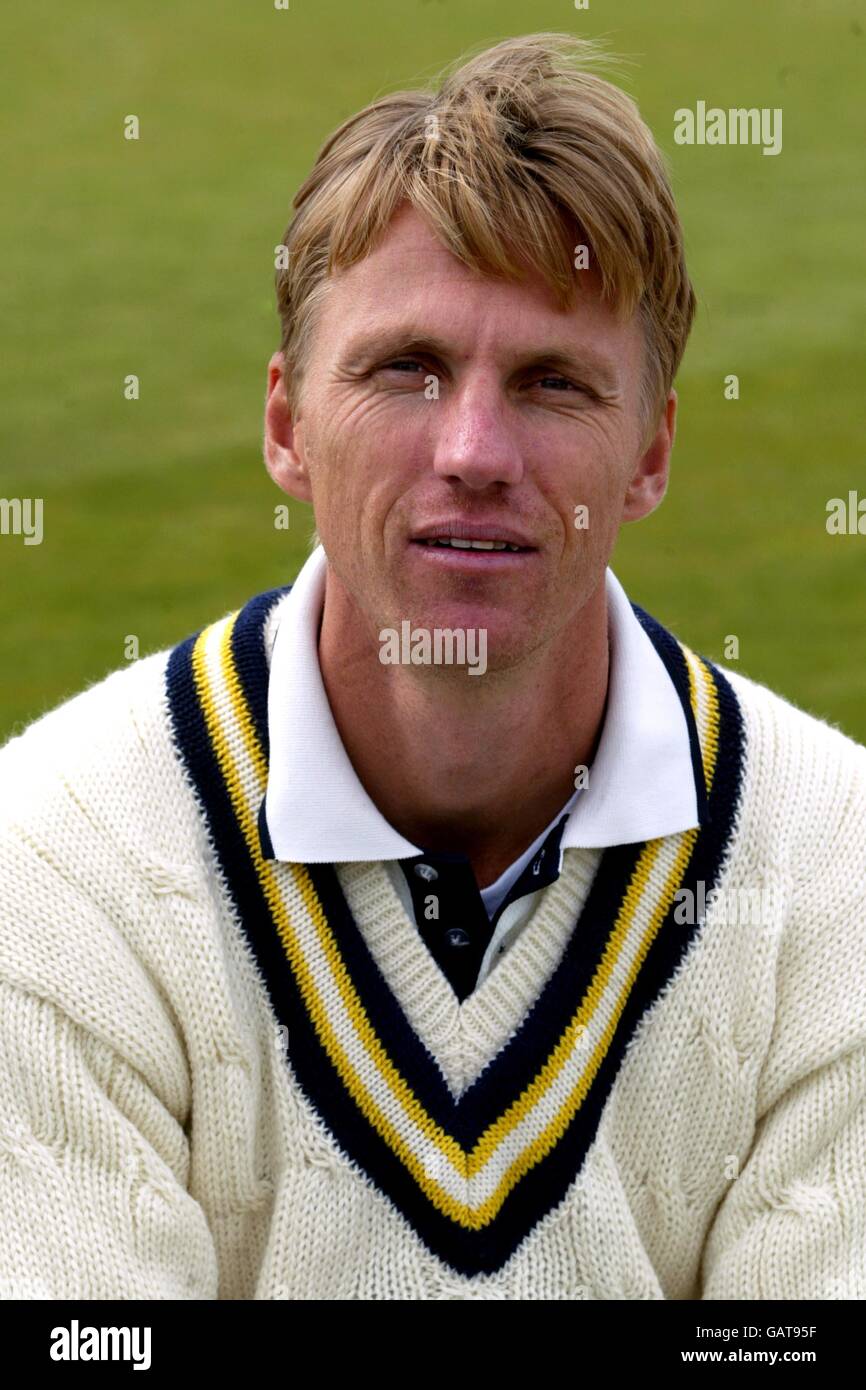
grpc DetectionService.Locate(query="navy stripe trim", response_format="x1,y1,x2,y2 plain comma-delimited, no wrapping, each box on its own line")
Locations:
164,587,748,1277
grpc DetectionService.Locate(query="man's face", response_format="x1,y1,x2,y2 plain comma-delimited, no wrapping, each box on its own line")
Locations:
265,203,674,671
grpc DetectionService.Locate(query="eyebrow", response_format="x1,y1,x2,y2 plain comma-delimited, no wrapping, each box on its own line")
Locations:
339,327,623,393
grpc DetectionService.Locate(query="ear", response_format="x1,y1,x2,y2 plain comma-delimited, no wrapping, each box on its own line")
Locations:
263,350,313,502
621,389,677,524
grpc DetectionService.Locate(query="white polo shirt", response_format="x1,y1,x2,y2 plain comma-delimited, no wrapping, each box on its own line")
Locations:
260,544,700,988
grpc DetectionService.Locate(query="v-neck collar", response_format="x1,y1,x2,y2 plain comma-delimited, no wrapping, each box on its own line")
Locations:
337,849,604,1097
166,584,745,1277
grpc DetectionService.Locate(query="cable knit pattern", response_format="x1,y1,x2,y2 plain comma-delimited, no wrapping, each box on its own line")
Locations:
1,600,865,1299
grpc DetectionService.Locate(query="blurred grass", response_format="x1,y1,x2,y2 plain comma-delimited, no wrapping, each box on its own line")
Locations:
1,0,864,739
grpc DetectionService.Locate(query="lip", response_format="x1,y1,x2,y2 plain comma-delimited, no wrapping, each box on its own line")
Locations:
409,543,537,569
409,522,537,550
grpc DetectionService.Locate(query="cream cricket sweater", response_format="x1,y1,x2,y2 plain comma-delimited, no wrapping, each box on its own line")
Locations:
1,582,865,1300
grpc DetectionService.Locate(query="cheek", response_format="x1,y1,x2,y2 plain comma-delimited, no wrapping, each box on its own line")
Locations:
547,459,629,559
315,394,417,489
551,441,622,517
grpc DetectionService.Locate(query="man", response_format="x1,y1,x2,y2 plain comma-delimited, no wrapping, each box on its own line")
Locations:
1,32,864,1301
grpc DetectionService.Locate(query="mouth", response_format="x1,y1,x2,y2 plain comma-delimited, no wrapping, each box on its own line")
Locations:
407,534,538,572
413,537,528,553
408,525,538,564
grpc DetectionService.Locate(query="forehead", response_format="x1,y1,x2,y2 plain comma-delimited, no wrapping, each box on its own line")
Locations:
319,203,643,374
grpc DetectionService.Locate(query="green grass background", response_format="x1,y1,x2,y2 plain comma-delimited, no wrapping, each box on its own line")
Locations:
1,0,864,741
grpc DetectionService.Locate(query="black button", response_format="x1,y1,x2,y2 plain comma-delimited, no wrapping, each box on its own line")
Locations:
446,928,471,949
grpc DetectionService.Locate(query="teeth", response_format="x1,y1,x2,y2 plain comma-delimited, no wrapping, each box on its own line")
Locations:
422,538,522,551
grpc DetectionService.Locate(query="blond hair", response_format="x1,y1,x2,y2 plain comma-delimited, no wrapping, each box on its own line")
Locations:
276,30,696,546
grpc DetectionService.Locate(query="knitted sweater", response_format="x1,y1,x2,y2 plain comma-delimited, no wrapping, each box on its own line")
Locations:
1,583,865,1301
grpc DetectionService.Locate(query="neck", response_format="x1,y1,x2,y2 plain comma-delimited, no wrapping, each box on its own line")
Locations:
317,575,610,889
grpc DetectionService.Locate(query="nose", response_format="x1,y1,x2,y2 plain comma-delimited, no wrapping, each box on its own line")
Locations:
430,373,524,489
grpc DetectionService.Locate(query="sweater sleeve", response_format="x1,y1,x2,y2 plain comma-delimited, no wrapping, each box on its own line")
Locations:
699,1042,866,1299
0,979,219,1299
697,698,866,1300
0,664,221,1300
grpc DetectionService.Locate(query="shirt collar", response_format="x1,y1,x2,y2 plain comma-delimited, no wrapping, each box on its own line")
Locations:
261,544,700,863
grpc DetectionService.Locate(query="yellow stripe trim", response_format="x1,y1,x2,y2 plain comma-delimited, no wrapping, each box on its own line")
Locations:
191,609,724,1228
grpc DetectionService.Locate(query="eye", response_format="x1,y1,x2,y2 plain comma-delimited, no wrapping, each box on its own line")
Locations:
535,375,579,392
380,358,426,374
